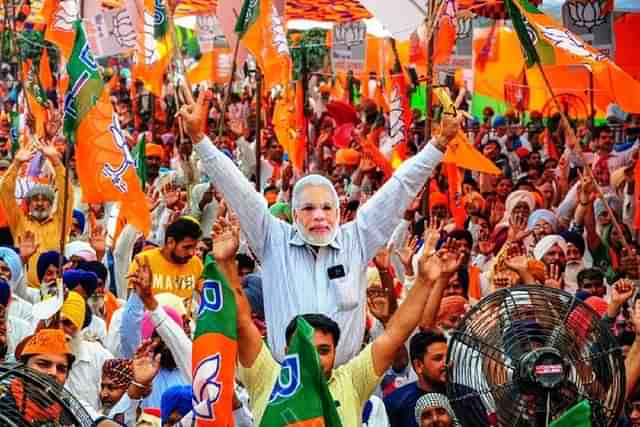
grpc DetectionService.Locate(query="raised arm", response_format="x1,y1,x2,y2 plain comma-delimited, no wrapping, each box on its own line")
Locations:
180,91,277,260
40,140,74,230
353,116,458,262
371,241,463,376
0,146,34,232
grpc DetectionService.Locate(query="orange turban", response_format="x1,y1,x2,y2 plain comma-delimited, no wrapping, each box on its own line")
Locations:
429,192,448,210
145,143,164,158
20,329,72,359
463,191,486,211
335,148,361,166
437,296,467,322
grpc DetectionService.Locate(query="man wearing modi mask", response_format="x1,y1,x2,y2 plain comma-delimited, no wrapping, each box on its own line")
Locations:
179,90,461,365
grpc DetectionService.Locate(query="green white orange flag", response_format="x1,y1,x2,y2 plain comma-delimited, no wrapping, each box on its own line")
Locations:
259,316,343,427
505,0,640,114
63,20,151,235
191,256,238,426
235,0,291,91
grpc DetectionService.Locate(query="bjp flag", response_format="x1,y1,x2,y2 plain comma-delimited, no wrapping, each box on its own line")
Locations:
42,0,78,59
190,257,238,426
64,21,150,235
135,0,171,95
235,0,291,91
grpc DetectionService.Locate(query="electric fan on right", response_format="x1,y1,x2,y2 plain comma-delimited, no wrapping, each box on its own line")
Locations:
447,285,626,427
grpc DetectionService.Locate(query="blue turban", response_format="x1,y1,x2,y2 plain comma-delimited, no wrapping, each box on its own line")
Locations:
78,260,108,282
37,251,66,284
63,269,98,297
242,273,264,320
527,209,558,232
72,209,86,234
493,115,506,128
0,279,9,306
161,385,193,424
0,247,23,288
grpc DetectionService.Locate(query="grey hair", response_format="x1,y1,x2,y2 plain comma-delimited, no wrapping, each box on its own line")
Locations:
25,184,55,202
291,174,340,212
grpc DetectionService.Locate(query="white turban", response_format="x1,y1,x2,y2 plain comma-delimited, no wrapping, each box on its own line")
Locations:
533,235,568,261
505,190,535,215
64,241,97,261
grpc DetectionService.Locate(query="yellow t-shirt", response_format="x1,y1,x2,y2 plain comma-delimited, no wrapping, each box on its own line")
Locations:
239,342,382,427
129,248,203,299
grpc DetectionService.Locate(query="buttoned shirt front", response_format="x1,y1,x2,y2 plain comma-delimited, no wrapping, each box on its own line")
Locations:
195,137,443,365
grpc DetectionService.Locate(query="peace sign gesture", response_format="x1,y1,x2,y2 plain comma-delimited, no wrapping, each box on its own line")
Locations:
178,84,207,144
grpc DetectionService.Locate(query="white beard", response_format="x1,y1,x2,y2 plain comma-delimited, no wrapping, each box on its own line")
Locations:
564,260,585,293
294,219,338,247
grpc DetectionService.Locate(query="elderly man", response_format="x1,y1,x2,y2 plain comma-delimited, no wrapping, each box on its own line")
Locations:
0,142,74,286
533,234,568,289
179,90,460,364
414,393,460,427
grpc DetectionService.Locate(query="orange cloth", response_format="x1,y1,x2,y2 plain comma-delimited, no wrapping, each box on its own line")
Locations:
335,148,361,166
104,291,121,329
437,295,467,322
468,266,482,301
429,192,448,210
145,143,164,158
21,329,72,357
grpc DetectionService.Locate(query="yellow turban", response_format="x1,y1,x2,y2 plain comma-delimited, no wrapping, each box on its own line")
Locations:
61,291,86,331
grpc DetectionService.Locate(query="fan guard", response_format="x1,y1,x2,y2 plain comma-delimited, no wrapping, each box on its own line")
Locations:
0,363,94,427
446,285,625,427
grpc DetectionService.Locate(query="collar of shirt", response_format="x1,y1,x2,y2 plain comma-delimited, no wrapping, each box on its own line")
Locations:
288,228,342,250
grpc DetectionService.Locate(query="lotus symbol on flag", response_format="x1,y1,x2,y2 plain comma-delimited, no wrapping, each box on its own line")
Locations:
112,10,136,49
541,27,606,61
143,11,159,63
192,353,222,419
566,0,608,31
53,0,78,31
270,5,289,56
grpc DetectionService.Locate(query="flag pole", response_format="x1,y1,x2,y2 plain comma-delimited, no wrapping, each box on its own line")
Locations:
255,68,262,192
535,61,634,255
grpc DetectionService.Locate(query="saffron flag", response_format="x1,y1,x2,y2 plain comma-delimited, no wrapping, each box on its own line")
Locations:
135,0,172,95
434,87,501,175
506,0,640,114
131,132,147,189
235,0,291,91
64,21,151,235
42,0,79,60
387,73,411,166
259,316,342,427
191,256,238,426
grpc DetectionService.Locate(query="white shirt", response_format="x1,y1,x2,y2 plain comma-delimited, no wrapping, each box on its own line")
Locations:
364,395,390,427
194,136,443,365
6,315,33,362
66,339,114,411
83,315,107,345
104,307,123,357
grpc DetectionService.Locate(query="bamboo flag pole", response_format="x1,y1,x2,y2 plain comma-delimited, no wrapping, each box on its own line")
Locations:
534,61,634,255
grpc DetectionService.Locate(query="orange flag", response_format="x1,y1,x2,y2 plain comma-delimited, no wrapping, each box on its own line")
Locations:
39,49,55,93
235,0,291,91
42,0,78,60
446,163,466,229
75,91,151,235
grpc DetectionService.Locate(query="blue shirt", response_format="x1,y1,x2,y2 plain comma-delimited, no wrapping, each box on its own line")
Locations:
384,382,430,427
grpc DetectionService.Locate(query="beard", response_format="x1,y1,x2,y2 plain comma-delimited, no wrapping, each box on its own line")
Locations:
101,400,115,414
170,251,191,264
294,219,337,247
30,208,51,221
563,260,584,293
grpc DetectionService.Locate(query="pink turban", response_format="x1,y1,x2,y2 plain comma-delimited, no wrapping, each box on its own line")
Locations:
141,306,184,340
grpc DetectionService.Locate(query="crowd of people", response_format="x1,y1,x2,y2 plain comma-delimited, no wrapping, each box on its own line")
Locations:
0,61,640,427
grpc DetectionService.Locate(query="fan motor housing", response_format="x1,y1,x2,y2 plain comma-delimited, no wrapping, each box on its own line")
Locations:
518,347,567,392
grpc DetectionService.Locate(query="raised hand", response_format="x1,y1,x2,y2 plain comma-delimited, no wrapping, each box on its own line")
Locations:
396,234,418,274
508,211,532,243
544,263,562,289
423,216,443,255
178,87,207,143
211,217,240,262
418,239,463,284
504,244,529,274
44,101,62,140
621,247,640,280
373,246,392,271
90,224,107,256
128,256,156,310
611,279,635,307
163,183,180,211
132,339,161,388
14,144,36,165
18,230,40,263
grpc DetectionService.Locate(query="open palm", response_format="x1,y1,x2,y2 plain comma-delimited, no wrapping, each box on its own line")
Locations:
211,218,239,261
